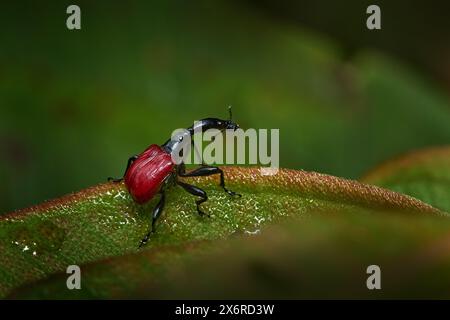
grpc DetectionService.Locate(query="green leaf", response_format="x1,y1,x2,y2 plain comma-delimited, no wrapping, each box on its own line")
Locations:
11,212,450,299
361,146,450,212
0,167,441,298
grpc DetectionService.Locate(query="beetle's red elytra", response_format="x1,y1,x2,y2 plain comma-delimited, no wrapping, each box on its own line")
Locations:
109,107,242,248
125,145,174,204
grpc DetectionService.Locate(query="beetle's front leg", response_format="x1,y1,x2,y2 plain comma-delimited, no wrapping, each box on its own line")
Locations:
108,155,138,183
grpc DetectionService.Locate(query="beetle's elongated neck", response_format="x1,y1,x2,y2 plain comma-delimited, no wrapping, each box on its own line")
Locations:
161,117,238,155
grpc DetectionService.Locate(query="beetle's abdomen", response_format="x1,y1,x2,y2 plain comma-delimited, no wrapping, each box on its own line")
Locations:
124,144,174,204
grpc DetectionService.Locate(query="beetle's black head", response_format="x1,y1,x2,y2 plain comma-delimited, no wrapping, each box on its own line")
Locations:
225,106,239,131
224,106,239,131
186,106,239,134
209,118,240,131
223,118,240,131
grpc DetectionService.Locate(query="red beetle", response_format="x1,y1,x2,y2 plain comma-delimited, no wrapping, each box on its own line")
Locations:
109,109,241,247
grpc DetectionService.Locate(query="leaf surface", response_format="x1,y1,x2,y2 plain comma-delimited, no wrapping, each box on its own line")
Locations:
0,167,442,298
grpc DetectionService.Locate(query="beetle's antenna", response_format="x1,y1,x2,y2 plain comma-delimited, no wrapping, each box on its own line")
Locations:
228,105,232,120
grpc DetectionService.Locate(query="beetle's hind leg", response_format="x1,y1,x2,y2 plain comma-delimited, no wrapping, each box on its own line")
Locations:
176,180,209,217
177,164,241,197
139,190,166,248
108,155,138,183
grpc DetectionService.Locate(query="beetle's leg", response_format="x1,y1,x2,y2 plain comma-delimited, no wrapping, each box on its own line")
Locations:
108,155,138,183
176,180,209,217
177,163,241,197
139,190,166,248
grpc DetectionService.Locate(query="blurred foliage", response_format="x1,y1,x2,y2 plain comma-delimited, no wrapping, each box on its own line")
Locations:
362,146,450,212
244,0,450,87
0,167,443,298
1,0,450,213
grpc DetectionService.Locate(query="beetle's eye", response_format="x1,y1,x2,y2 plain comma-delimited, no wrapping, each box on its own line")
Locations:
178,136,183,142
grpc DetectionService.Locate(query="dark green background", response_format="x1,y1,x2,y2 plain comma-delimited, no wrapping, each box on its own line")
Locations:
1,0,450,213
